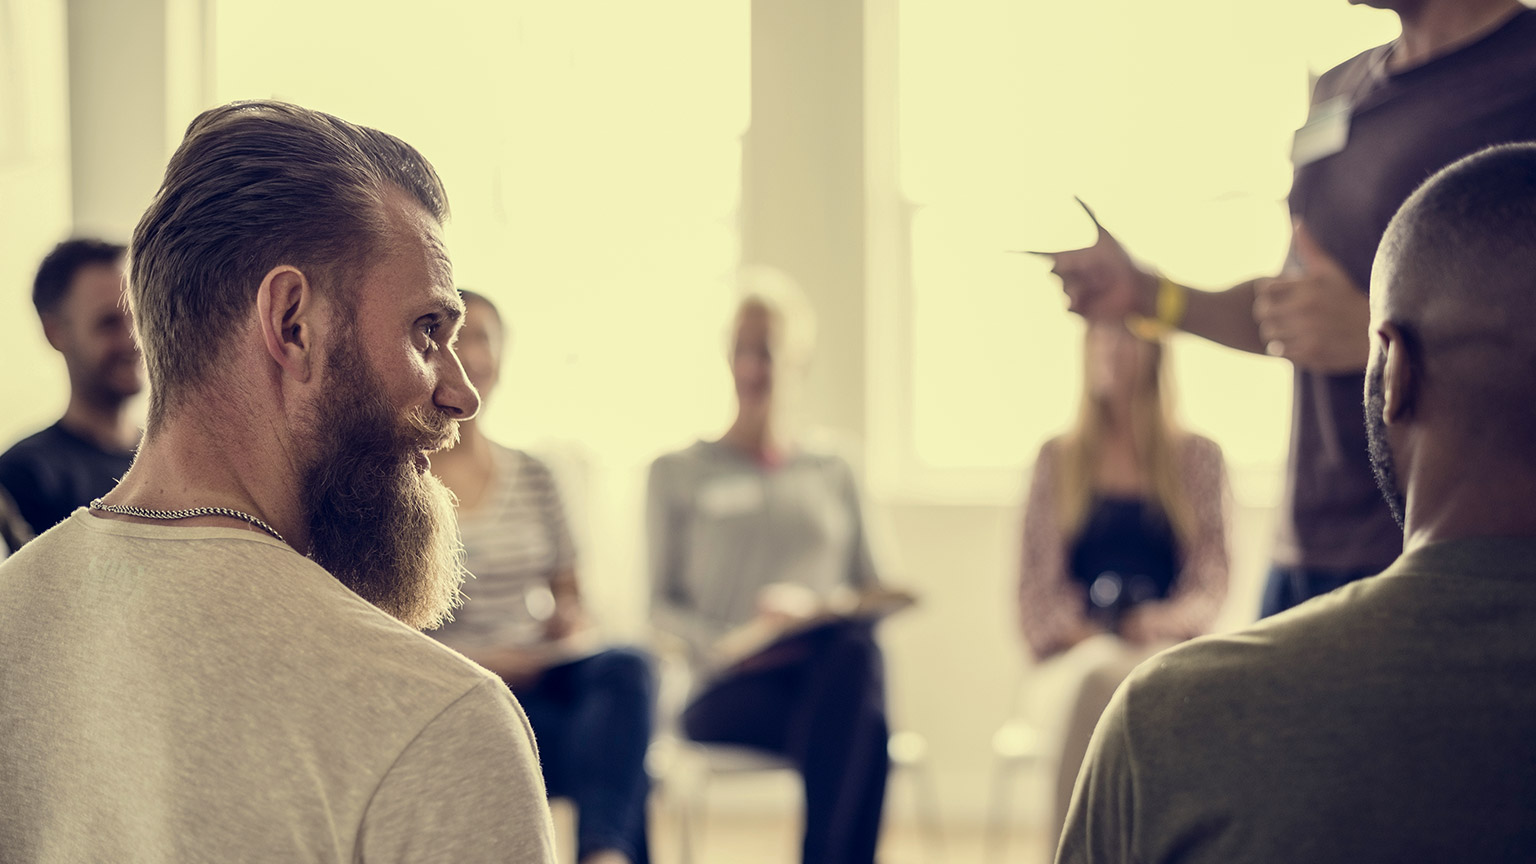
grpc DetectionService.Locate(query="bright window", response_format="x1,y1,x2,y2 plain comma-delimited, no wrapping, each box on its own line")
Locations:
213,0,750,462
881,0,1400,504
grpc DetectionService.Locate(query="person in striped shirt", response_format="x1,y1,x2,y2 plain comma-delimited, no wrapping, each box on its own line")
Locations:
430,290,655,864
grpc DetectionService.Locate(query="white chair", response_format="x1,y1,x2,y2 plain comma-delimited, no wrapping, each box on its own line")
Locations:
984,673,1050,864
646,633,945,864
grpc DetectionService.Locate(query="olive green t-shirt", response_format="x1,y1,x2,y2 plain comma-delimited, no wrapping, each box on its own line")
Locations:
1060,538,1536,863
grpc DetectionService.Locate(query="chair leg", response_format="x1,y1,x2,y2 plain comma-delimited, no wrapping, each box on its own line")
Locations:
678,757,710,864
675,791,694,864
912,758,945,863
888,732,944,862
985,759,1017,864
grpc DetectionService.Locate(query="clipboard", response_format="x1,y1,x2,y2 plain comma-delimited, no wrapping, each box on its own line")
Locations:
709,586,918,675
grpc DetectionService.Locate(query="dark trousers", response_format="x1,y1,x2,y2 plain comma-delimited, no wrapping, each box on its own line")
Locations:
1260,565,1380,619
514,647,656,864
682,620,890,864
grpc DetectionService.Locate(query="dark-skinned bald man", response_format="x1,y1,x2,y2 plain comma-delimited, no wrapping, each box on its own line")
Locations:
1057,143,1536,863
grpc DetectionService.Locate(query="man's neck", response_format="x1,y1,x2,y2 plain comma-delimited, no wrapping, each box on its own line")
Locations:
59,394,137,453
96,407,309,552
1402,456,1536,554
1391,0,1523,70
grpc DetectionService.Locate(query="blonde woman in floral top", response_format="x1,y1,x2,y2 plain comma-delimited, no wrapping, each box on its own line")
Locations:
1018,320,1229,849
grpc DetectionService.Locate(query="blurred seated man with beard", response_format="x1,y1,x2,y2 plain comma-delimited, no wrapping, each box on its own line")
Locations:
0,101,556,862
0,239,143,539
1058,143,1536,863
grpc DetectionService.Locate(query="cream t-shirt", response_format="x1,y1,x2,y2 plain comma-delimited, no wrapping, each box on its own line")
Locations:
0,510,556,863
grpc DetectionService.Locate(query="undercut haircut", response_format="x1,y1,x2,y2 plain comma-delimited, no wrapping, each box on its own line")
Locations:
128,100,449,426
33,238,126,319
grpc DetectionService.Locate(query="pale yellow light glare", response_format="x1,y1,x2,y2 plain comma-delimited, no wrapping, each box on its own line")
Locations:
897,0,1399,483
213,0,749,460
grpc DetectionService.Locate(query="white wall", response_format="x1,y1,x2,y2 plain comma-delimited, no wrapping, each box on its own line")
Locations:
65,0,165,238
0,0,203,448
0,0,72,447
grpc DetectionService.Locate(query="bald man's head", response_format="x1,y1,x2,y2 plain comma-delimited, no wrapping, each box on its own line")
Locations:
1374,143,1536,336
1367,143,1536,524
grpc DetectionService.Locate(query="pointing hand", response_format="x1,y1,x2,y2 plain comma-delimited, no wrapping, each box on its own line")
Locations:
1029,198,1157,322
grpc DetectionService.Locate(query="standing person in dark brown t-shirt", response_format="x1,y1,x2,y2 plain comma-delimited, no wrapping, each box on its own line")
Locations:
1041,0,1536,617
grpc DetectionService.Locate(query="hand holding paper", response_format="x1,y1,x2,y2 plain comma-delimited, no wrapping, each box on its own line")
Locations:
710,583,919,672
1252,222,1371,373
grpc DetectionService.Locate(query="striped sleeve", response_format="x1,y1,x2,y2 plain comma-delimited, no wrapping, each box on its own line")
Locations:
523,454,577,571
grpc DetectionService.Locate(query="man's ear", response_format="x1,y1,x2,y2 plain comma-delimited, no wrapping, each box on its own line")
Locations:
255,266,318,384
1378,322,1415,425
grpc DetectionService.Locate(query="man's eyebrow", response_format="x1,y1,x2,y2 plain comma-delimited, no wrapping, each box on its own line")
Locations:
434,297,465,323
418,288,464,325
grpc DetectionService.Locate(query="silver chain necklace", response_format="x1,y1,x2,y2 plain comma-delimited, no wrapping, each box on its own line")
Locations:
89,498,285,543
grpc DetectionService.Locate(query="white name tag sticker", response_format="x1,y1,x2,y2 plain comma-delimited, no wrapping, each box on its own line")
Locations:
1291,96,1351,167
698,476,765,517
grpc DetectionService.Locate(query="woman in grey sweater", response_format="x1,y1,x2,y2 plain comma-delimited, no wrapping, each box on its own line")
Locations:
647,273,890,864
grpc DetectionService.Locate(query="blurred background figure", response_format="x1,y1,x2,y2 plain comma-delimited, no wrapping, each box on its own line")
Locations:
429,290,655,864
1017,320,1228,850
1040,0,1536,620
647,269,903,864
0,239,142,539
0,487,32,558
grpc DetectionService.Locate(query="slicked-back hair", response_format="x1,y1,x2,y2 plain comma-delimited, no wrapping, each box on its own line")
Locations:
128,100,449,426
33,238,126,319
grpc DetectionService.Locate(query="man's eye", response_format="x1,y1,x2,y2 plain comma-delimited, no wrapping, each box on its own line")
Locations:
419,321,441,351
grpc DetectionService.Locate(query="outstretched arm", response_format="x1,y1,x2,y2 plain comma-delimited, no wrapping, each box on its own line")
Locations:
1036,200,1267,354
1039,203,1370,371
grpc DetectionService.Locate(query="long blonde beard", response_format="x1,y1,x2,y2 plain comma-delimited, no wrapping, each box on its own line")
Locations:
301,329,468,631
380,466,468,630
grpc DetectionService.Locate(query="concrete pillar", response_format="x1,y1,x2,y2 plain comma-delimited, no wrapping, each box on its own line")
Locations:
741,0,868,440
66,0,208,240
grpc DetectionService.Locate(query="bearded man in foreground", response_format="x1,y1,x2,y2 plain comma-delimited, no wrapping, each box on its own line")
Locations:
0,100,556,862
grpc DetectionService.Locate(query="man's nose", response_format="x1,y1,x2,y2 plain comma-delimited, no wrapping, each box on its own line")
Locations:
435,351,481,421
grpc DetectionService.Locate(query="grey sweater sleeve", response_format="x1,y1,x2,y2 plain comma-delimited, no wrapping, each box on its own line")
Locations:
645,455,719,660
357,678,556,863
837,455,882,590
